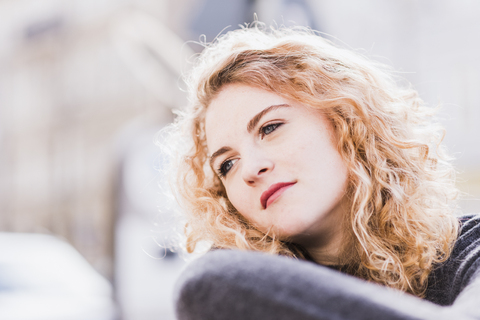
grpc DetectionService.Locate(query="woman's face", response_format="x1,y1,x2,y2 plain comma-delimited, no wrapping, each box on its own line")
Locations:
205,84,350,247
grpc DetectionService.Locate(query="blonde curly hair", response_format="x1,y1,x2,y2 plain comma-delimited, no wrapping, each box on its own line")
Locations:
165,24,459,297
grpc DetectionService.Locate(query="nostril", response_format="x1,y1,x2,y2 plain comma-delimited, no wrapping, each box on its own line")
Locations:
259,168,267,174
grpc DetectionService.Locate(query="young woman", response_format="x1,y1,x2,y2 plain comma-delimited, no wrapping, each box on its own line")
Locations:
166,24,480,320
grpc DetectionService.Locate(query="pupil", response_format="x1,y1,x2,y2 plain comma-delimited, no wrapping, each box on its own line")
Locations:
224,161,232,173
265,124,276,134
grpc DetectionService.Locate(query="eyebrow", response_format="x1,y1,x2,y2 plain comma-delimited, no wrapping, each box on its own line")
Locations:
209,103,291,168
209,146,232,168
247,103,290,133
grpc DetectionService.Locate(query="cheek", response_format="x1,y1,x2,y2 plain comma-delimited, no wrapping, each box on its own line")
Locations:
278,132,322,171
224,180,251,215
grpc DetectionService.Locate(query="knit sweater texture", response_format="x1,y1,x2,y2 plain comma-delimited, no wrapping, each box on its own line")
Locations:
175,214,480,320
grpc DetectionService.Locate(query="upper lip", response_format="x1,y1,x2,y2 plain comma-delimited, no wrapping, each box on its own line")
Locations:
260,182,296,209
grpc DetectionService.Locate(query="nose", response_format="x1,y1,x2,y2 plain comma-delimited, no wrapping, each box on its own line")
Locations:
241,153,274,186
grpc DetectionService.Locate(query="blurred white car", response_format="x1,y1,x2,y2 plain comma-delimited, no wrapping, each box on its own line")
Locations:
0,232,118,320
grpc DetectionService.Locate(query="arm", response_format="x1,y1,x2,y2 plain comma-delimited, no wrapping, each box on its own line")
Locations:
174,250,469,320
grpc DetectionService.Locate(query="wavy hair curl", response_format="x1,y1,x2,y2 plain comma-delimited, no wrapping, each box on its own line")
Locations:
165,24,459,297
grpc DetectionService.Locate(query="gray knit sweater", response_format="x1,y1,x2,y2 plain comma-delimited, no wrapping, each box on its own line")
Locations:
175,214,480,320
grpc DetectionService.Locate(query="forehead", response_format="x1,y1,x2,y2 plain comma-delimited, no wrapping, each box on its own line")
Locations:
205,84,288,150
207,84,287,121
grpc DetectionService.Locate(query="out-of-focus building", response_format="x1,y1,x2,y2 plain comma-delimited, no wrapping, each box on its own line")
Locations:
0,1,194,318
0,0,190,278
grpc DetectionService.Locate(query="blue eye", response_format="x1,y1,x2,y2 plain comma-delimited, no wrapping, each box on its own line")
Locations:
260,123,282,137
218,158,237,177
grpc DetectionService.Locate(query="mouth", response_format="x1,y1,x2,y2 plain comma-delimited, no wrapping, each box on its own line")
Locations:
261,182,296,209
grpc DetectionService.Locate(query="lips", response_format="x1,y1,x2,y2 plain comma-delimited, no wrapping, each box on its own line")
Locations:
261,182,296,209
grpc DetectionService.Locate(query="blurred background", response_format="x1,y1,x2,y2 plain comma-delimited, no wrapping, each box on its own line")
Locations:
0,0,479,319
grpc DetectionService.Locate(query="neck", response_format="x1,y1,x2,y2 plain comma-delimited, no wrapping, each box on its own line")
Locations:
303,231,345,265
293,200,351,266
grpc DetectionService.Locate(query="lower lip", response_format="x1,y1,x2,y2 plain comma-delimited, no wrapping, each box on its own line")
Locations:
265,184,295,209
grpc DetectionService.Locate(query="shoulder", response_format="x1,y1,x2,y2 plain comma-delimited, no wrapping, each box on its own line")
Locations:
425,213,480,306
451,214,480,260
451,214,480,272
458,214,480,236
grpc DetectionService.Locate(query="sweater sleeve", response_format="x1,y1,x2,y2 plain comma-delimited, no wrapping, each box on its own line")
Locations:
174,249,472,320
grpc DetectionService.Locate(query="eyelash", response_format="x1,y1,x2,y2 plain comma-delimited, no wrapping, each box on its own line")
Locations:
260,122,283,138
217,158,235,178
